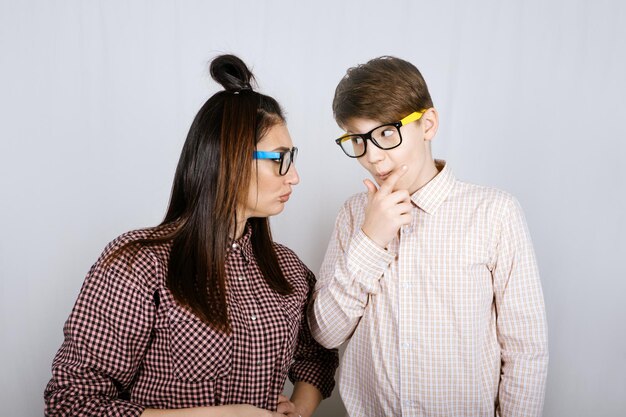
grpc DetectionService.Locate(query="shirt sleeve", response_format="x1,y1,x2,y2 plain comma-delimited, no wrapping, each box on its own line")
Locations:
288,269,339,399
492,197,549,417
308,201,395,349
44,245,158,417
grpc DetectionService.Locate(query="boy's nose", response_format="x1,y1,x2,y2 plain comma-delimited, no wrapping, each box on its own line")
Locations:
365,143,386,164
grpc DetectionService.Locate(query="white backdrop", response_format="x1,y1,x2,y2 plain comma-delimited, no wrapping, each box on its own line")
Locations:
1,1,625,416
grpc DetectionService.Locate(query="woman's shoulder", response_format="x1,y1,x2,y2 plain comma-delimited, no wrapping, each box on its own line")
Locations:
271,242,315,299
272,242,313,277
106,224,174,256
93,225,175,294
272,242,306,266
106,223,172,247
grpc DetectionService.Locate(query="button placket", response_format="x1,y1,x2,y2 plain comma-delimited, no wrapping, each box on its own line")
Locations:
398,221,416,412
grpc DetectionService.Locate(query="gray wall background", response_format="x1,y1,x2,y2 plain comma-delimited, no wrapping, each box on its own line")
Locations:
1,1,625,416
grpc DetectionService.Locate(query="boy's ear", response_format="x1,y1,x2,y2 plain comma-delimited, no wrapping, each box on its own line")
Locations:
423,108,439,142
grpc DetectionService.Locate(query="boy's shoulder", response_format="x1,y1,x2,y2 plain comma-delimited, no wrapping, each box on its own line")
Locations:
450,180,526,224
335,192,369,220
453,179,517,204
343,191,369,208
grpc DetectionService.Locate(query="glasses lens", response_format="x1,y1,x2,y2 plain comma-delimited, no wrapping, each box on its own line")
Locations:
279,147,297,175
339,135,366,157
371,125,401,149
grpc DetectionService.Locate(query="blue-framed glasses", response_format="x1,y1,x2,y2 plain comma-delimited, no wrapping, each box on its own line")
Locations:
253,146,298,176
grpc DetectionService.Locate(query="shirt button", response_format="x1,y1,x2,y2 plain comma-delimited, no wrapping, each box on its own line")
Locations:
238,276,244,281
232,243,239,249
403,283,412,289
251,315,257,321
402,342,411,349
256,360,262,366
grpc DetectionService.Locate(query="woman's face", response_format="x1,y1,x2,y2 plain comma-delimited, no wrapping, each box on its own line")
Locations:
244,123,300,219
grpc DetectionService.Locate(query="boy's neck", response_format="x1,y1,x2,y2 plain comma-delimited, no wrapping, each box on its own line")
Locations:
408,158,441,194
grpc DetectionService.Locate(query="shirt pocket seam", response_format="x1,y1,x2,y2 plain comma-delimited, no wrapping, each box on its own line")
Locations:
166,306,232,382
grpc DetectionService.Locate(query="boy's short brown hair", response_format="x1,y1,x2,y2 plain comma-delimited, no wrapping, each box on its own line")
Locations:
332,56,433,127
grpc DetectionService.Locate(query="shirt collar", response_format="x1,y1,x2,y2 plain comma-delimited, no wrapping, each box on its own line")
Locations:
229,222,254,262
410,159,455,214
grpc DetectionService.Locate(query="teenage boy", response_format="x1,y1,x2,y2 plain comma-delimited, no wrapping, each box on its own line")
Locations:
309,56,548,417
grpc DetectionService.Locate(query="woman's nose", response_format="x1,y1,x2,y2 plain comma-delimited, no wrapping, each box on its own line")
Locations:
285,164,300,185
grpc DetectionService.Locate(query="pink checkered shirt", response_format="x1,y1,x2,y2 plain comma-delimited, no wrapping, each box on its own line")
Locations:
45,224,338,416
309,161,548,417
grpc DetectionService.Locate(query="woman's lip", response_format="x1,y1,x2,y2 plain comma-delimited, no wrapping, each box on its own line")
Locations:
279,193,291,202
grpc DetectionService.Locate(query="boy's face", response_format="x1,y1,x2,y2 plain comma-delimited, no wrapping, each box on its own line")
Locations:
342,109,439,194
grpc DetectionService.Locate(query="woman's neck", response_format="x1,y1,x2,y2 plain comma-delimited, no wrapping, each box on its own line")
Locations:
233,216,248,240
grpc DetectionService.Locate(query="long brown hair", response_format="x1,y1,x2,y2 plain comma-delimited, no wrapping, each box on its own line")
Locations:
110,54,292,332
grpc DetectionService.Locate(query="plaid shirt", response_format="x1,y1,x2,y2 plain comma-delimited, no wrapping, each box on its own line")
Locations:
45,224,338,416
309,161,548,417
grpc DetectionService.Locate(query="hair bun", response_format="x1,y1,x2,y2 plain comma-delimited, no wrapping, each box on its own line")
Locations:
210,54,256,92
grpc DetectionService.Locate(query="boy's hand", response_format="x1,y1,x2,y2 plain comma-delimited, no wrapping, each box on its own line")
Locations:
361,165,413,248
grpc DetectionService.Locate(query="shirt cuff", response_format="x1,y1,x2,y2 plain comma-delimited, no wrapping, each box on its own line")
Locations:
345,229,395,293
289,357,338,399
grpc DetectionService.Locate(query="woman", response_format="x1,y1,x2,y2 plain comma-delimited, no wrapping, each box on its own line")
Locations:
44,55,338,417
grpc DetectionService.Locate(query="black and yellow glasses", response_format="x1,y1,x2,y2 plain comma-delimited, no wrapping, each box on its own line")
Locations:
335,111,425,158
